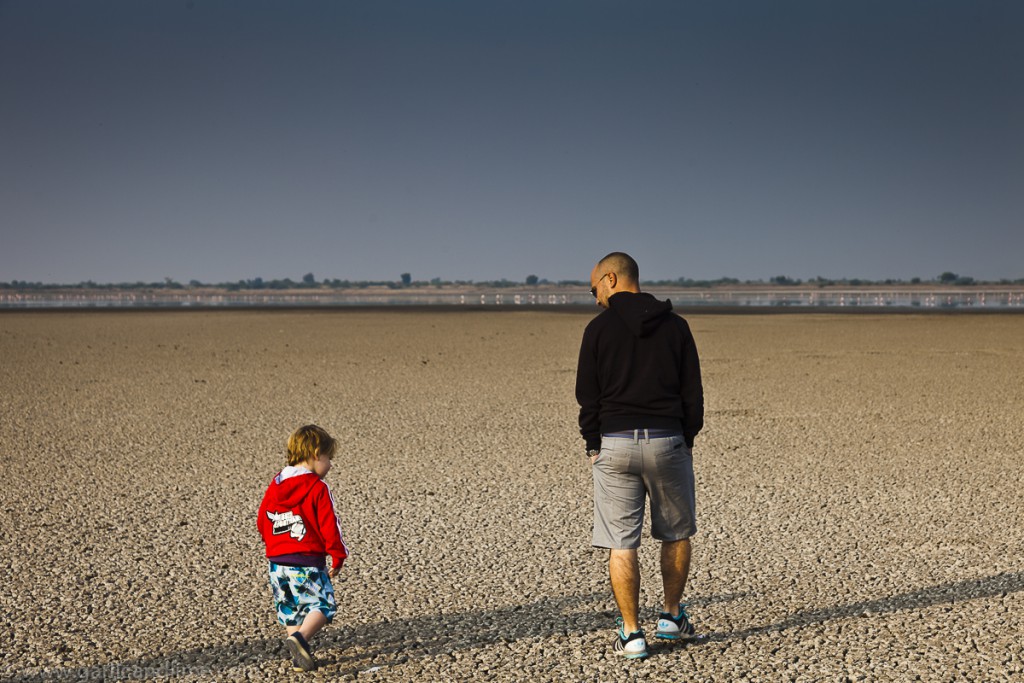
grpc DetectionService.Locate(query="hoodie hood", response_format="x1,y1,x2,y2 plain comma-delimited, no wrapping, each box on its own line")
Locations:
607,291,674,337
267,466,320,509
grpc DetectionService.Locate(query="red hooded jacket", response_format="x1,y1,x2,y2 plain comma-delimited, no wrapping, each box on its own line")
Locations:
257,466,348,568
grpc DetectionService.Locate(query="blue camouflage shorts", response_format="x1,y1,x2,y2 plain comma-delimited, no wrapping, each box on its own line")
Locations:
268,562,337,626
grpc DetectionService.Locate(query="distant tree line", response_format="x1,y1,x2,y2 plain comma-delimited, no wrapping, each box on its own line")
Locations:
755,271,988,287
2,271,1022,290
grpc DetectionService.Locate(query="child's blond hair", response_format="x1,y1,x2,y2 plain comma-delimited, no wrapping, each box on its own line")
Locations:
286,425,336,466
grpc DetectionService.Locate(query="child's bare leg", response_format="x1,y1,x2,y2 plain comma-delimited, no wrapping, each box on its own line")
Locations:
285,609,327,641
284,610,325,672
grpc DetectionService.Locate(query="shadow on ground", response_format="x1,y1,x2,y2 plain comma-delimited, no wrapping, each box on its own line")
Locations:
707,569,1024,643
6,571,1021,681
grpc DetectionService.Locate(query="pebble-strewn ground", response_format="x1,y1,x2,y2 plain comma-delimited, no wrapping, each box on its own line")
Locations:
2,310,1022,682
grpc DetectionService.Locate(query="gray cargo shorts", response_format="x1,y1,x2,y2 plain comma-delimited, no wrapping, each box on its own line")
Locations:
591,429,696,549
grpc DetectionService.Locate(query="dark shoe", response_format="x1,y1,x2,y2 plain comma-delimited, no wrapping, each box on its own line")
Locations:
655,603,696,641
612,617,648,659
286,633,317,672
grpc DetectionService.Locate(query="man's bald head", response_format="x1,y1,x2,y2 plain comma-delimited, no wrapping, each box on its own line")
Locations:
590,252,641,308
597,252,639,286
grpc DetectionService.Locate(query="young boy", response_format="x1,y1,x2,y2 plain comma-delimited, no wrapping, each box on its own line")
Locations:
257,424,348,672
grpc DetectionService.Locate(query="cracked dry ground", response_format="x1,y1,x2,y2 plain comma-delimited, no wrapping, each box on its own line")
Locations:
2,310,1022,682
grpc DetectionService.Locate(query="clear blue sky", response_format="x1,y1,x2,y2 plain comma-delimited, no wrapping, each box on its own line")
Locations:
2,0,1021,284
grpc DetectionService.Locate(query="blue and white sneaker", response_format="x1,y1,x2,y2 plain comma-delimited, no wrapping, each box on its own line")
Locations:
613,618,648,659
655,603,696,640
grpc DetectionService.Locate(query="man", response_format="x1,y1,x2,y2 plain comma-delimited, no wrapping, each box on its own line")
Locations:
575,252,704,659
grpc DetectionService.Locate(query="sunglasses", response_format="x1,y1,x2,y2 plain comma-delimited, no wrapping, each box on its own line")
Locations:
590,272,610,297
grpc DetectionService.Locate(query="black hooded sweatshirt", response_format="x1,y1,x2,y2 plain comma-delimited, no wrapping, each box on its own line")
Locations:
575,291,704,452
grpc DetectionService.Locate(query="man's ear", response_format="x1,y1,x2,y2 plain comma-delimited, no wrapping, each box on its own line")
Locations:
607,271,618,289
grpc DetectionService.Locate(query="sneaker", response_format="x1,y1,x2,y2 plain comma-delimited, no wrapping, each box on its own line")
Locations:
655,603,696,641
612,617,648,659
286,633,317,672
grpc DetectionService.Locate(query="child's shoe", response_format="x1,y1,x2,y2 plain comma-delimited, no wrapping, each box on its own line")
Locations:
286,632,317,672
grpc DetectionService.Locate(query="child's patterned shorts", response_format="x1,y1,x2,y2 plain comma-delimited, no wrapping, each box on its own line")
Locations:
268,562,337,626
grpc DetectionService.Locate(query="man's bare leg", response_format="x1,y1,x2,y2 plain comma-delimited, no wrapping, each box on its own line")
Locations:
609,548,641,633
661,538,691,615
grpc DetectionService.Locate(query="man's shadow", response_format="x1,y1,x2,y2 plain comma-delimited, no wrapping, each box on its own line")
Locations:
702,569,1023,643
9,571,1022,680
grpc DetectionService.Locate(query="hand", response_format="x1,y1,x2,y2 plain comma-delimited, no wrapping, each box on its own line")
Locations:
329,558,344,577
588,450,600,465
